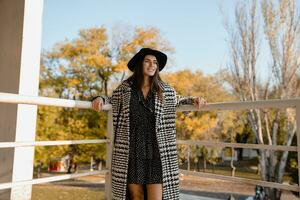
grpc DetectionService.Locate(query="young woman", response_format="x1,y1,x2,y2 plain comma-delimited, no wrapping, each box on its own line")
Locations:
92,48,206,200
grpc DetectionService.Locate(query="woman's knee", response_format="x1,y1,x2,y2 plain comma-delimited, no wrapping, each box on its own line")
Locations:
146,184,162,200
128,184,144,200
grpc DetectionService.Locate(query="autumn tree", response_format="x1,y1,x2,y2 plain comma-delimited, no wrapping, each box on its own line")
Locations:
162,70,239,170
261,0,300,198
36,26,173,166
222,0,300,198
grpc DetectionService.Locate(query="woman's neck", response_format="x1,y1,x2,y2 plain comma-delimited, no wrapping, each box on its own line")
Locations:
142,76,151,87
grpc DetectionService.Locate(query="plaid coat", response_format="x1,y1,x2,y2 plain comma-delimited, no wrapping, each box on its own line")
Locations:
100,79,194,200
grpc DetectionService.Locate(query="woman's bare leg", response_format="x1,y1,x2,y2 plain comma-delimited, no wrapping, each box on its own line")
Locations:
128,184,144,200
146,184,162,200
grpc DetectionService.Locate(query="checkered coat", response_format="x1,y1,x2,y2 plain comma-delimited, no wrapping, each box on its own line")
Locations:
100,79,194,200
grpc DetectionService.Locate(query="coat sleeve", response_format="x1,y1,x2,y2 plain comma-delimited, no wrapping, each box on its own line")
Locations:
90,95,112,105
110,89,122,131
91,88,121,143
174,89,195,108
91,90,121,122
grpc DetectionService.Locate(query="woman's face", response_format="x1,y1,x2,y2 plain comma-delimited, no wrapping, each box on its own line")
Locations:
142,55,158,77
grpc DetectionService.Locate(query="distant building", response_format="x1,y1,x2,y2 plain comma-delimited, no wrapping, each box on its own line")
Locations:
242,148,258,158
48,154,70,172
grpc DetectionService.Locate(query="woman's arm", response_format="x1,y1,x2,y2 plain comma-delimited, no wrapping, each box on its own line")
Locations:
91,95,111,105
176,94,195,107
91,90,121,144
91,89,122,123
174,90,207,108
174,90,194,107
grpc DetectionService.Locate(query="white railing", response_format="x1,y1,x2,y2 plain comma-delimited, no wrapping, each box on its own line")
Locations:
0,92,114,199
0,139,109,148
0,92,299,198
177,99,300,195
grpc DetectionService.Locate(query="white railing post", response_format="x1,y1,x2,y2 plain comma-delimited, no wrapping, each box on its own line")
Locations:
105,110,113,200
296,103,300,197
0,0,44,199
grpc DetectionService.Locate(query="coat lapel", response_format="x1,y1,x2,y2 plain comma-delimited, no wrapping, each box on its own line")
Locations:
155,81,166,139
121,81,132,140
154,92,164,130
122,79,165,140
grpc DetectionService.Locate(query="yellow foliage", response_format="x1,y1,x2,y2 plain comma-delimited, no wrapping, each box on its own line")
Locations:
183,113,218,140
162,70,233,102
68,79,80,87
162,69,240,141
114,60,128,72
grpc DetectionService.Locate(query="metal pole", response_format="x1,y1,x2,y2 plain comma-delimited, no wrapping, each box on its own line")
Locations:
105,110,113,200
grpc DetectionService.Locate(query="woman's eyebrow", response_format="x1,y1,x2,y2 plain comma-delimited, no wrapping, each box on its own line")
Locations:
145,58,157,62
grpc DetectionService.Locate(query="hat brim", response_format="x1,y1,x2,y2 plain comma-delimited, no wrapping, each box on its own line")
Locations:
127,48,167,72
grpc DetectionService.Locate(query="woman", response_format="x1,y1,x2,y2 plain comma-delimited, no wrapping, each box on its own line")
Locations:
92,48,206,200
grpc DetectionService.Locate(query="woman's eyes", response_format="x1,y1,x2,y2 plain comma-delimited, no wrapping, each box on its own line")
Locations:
145,60,158,65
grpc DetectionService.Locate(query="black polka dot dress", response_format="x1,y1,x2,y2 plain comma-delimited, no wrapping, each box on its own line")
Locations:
127,83,163,184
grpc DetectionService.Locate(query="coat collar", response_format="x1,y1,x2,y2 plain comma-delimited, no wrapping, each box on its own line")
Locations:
120,78,165,127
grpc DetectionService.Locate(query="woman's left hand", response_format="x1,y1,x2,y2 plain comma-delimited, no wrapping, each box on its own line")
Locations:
193,97,207,109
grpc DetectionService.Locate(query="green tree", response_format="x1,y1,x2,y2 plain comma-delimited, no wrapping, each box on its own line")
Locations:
222,0,300,198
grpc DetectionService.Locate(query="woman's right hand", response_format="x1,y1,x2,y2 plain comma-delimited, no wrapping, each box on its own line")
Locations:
91,97,104,112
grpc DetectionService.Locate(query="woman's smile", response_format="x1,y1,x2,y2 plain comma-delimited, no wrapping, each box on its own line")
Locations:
143,55,158,76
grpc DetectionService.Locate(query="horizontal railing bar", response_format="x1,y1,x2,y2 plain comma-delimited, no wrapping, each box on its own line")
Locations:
0,139,295,152
177,140,298,152
1,92,300,111
0,170,109,190
179,98,300,111
0,139,110,148
180,170,299,192
0,92,111,110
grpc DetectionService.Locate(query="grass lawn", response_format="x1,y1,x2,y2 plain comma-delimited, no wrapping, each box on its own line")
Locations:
30,161,294,200
32,183,105,200
179,160,292,183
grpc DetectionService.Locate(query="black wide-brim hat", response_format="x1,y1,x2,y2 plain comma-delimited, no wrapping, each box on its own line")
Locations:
127,48,167,72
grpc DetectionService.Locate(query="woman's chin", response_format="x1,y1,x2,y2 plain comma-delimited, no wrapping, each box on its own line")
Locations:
145,73,155,77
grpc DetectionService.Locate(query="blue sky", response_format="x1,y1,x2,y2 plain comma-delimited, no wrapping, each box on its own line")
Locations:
42,0,236,75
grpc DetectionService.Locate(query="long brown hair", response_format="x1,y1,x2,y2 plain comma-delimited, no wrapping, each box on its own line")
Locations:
127,55,164,102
